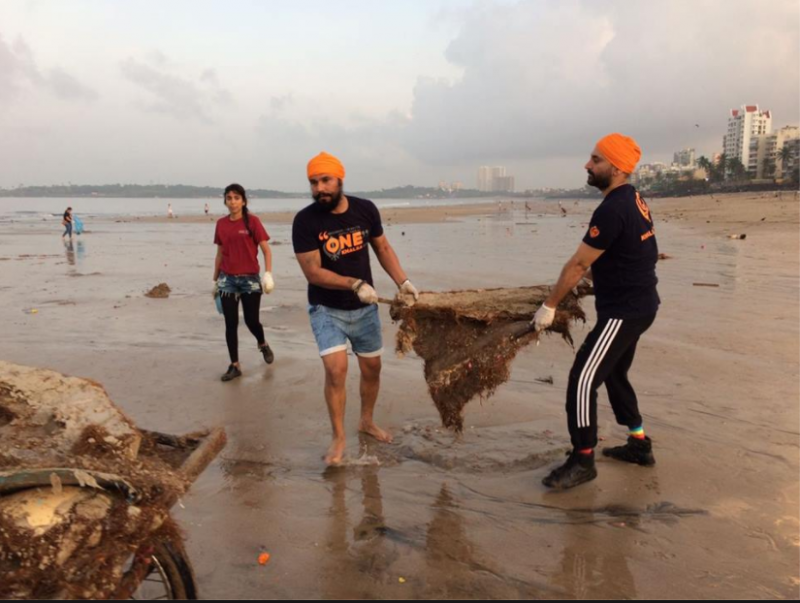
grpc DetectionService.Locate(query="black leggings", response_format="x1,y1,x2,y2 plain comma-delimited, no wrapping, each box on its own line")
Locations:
221,292,265,363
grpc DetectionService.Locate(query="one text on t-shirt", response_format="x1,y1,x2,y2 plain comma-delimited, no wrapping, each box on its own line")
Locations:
292,196,384,310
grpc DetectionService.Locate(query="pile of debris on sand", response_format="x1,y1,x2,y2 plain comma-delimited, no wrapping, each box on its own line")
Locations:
144,283,171,298
390,284,591,432
0,362,189,599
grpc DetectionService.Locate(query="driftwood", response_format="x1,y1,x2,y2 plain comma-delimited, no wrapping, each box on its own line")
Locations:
390,284,591,431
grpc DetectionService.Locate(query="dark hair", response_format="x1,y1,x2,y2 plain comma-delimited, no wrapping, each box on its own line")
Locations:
223,183,256,245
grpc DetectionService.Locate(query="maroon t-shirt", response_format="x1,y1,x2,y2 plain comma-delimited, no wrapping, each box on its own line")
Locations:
214,214,269,275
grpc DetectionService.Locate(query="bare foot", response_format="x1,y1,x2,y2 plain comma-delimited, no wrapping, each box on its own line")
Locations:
358,420,394,443
324,437,346,466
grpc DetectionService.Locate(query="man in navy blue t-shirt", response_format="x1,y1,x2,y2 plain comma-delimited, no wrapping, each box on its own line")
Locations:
293,152,420,466
533,133,660,489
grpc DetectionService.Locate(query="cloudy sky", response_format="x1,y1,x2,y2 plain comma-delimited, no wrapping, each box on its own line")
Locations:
1,0,797,192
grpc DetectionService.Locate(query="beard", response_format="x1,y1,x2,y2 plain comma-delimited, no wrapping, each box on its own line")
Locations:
313,188,343,212
587,170,612,190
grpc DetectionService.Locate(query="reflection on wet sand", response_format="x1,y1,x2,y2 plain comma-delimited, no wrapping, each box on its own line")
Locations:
322,459,407,599
63,239,85,268
550,497,638,600
320,455,553,599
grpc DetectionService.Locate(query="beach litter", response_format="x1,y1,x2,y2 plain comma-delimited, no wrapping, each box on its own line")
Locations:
389,284,591,431
0,362,202,599
145,283,171,299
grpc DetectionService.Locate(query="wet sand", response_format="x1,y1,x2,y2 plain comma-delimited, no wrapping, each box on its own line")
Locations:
0,192,797,598
118,201,513,225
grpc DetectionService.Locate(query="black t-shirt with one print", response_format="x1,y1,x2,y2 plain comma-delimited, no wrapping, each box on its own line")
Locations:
292,196,384,310
582,184,660,319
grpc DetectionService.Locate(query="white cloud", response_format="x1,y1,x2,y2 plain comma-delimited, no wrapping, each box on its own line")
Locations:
400,0,800,171
120,56,232,123
0,33,97,103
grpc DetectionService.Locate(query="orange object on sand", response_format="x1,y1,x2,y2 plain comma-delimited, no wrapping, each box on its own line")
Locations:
258,552,271,565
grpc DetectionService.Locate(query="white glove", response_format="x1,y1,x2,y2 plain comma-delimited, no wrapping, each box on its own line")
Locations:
212,281,219,299
352,279,378,304
532,303,556,332
262,272,274,294
399,279,419,301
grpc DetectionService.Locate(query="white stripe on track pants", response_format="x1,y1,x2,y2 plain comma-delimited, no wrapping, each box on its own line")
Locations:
565,313,656,450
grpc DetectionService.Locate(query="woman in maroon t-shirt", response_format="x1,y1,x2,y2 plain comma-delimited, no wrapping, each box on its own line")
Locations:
213,184,275,381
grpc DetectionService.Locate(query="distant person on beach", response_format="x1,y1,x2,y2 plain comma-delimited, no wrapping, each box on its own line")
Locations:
204,203,210,216
213,183,275,382
167,204,174,219
292,152,419,466
62,207,73,239
534,133,660,490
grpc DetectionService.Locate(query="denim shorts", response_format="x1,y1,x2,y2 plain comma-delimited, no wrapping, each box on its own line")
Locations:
308,303,383,357
217,272,261,296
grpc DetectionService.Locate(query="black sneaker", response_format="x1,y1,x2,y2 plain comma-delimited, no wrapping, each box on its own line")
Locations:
542,450,597,489
221,364,242,382
602,435,655,466
260,343,274,365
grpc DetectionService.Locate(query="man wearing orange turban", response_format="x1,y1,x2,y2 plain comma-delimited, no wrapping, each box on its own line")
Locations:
293,151,420,466
533,133,661,489
307,151,346,181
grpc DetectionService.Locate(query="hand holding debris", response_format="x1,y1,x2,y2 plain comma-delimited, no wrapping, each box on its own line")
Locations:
352,279,379,304
532,303,556,332
212,282,219,299
399,279,420,303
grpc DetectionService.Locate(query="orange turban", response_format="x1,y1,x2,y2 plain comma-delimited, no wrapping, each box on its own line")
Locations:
596,133,641,174
307,152,345,180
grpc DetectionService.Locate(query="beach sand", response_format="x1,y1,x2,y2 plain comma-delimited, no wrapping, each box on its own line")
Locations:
0,191,797,598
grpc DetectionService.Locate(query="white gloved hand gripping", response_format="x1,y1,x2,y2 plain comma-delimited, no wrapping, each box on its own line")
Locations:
399,279,419,302
351,279,378,304
532,303,556,332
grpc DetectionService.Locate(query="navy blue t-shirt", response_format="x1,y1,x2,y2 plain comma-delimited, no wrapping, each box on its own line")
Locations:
583,184,660,319
292,196,384,310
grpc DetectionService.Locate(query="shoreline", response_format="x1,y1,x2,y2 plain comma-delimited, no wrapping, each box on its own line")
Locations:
105,191,799,235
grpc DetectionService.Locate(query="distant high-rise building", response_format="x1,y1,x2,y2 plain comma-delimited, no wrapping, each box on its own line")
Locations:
723,105,772,176
451,181,463,191
673,148,696,168
477,166,493,192
783,138,800,181
494,176,515,193
751,125,799,179
490,166,506,182
478,165,514,192
478,165,514,193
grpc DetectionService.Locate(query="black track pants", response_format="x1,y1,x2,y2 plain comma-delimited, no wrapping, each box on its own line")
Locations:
566,314,656,449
